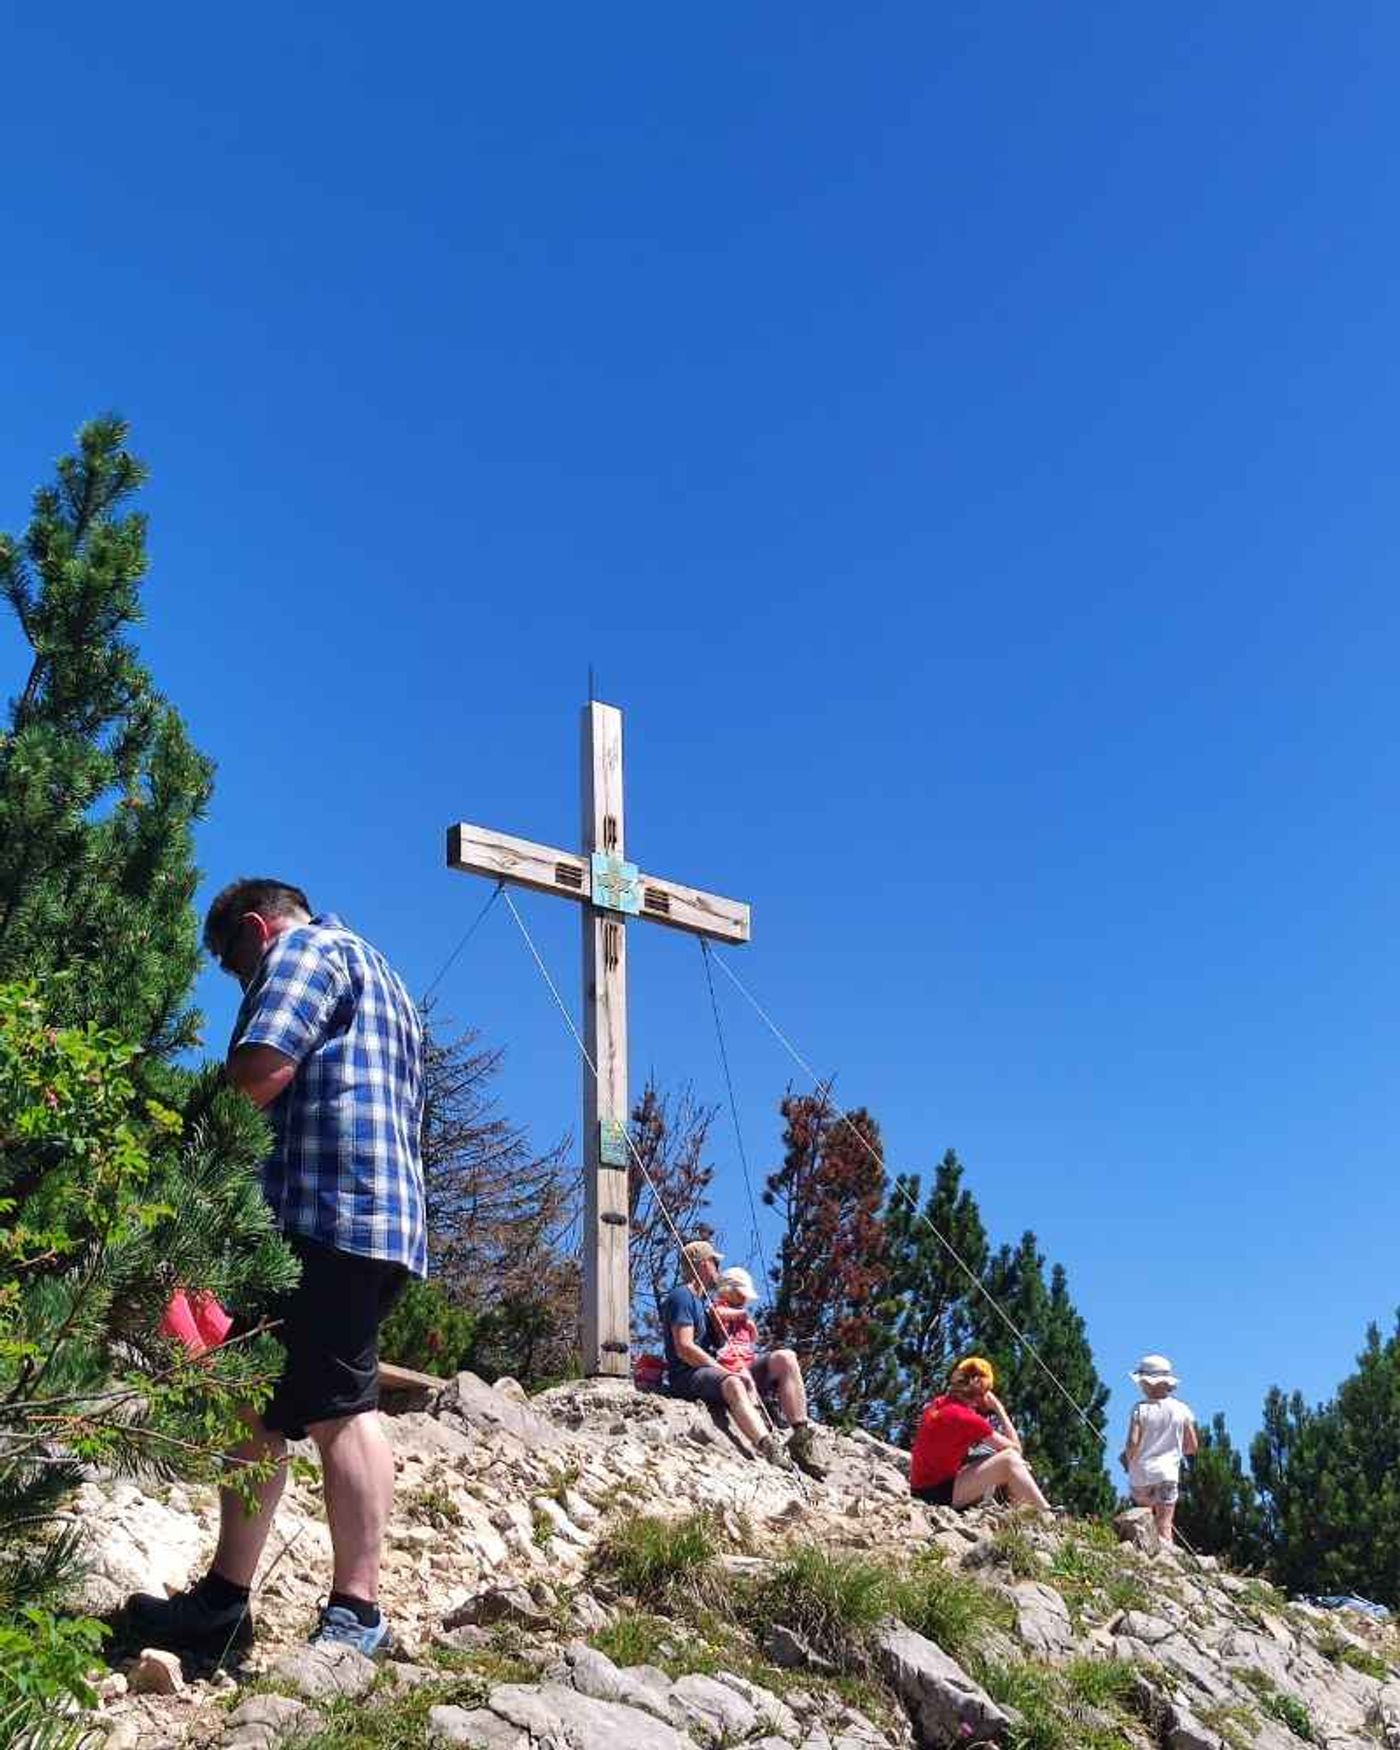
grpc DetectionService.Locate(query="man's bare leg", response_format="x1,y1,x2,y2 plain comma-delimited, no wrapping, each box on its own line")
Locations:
211,1412,288,1588
764,1349,808,1425
310,1409,395,1601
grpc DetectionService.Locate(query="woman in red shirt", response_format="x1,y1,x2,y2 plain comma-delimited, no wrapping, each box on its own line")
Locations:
909,1357,1051,1511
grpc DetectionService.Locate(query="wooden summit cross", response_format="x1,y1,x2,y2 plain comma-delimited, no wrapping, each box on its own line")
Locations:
446,700,751,1378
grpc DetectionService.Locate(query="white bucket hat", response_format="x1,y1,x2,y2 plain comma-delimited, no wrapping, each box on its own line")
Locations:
1130,1353,1179,1389
716,1265,758,1303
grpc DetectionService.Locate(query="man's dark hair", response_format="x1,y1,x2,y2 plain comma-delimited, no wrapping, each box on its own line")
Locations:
203,878,313,958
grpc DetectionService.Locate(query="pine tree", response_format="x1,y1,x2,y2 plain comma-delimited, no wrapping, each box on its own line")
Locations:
1175,1412,1266,1567
765,1091,890,1425
872,1151,990,1444
0,417,212,1054
1249,1321,1400,1606
0,422,294,1728
968,1233,1112,1513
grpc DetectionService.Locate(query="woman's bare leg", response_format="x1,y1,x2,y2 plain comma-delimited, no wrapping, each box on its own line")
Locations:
952,1449,1050,1511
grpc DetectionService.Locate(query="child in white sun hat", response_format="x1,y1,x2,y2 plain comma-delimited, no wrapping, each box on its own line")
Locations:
1120,1354,1198,1545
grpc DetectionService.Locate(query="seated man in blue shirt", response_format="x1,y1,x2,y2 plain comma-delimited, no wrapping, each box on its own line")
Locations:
661,1239,828,1478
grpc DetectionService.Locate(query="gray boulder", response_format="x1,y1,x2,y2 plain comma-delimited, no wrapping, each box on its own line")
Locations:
1007,1581,1074,1660
224,1693,327,1750
267,1640,378,1702
487,1680,701,1750
873,1620,1010,1746
1112,1508,1160,1555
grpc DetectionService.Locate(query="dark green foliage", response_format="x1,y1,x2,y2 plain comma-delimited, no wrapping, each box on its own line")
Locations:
0,417,213,1056
1246,1318,1400,1606
967,1235,1112,1514
871,1152,989,1444
0,1607,108,1748
1175,1412,1266,1568
765,1092,891,1424
379,1277,480,1376
0,422,295,1734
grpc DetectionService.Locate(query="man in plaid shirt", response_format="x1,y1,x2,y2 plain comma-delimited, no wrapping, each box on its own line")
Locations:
129,879,426,1659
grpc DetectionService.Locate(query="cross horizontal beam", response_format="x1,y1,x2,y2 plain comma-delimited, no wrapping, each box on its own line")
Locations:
446,821,750,944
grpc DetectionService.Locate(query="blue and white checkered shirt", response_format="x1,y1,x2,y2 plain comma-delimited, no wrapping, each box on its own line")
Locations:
232,913,427,1277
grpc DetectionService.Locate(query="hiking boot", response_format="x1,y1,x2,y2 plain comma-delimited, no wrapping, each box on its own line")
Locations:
124,1582,254,1657
787,1423,830,1480
758,1433,797,1473
309,1603,394,1658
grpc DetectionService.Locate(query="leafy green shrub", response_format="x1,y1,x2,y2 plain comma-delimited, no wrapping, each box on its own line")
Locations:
891,1552,1013,1661
0,1607,107,1749
379,1276,478,1377
592,1510,721,1607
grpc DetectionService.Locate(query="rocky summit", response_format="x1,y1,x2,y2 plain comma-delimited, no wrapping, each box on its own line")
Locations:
73,1375,1400,1749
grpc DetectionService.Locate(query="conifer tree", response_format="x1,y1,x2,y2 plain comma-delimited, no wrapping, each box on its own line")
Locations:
1175,1412,1266,1567
968,1233,1112,1513
872,1151,990,1444
1249,1321,1400,1606
765,1091,890,1424
0,417,212,1054
0,422,294,1730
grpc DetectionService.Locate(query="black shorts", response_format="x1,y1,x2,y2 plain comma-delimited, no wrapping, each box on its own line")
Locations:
238,1235,409,1441
668,1364,732,1406
912,1477,958,1508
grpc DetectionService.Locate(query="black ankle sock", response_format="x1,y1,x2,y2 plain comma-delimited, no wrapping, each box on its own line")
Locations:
197,1570,250,1609
328,1590,380,1627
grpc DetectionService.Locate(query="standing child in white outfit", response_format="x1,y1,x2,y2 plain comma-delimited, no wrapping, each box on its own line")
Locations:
1119,1353,1198,1545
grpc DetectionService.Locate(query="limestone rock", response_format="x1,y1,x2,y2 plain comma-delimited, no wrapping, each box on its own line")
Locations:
127,1648,183,1696
714,1670,802,1742
764,1624,833,1673
669,1672,760,1741
1112,1508,1160,1555
267,1639,378,1701
1008,1580,1074,1660
429,1705,533,1749
487,1680,701,1750
873,1620,1011,1746
444,1581,553,1631
224,1692,326,1749
442,1371,564,1450
566,1644,679,1726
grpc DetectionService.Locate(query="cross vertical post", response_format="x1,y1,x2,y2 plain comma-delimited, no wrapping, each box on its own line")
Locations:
445,699,751,1378
580,701,631,1377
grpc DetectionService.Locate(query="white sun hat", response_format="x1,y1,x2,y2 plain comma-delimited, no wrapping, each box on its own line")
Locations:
716,1265,759,1302
1129,1353,1179,1389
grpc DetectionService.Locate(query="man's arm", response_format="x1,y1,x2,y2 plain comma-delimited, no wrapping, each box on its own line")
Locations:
1182,1416,1199,1458
227,1043,298,1109
669,1321,716,1371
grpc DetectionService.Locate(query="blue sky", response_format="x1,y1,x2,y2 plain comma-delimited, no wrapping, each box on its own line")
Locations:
5,4,1398,1459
